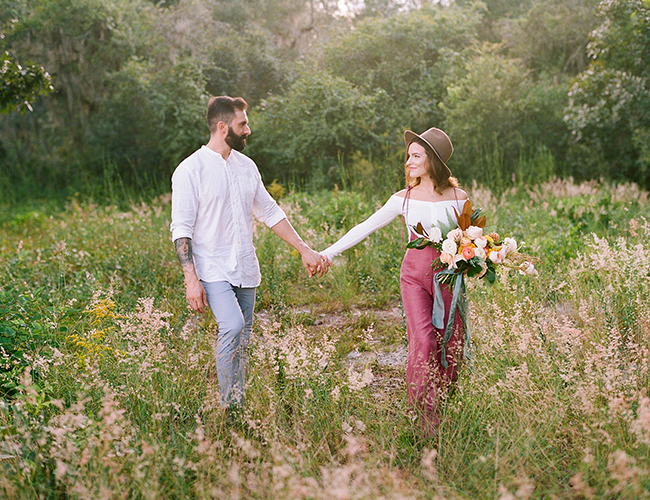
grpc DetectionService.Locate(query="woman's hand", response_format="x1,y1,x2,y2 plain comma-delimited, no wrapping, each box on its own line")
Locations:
301,248,330,278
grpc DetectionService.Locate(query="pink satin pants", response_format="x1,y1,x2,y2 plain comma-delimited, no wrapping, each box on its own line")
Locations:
400,244,464,431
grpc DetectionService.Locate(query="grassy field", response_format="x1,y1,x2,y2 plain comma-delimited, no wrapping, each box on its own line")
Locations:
1,178,649,499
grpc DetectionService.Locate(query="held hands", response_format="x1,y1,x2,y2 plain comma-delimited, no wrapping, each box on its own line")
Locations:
300,248,331,278
269,220,330,278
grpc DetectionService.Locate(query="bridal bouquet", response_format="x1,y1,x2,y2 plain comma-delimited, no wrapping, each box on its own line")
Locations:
407,199,538,284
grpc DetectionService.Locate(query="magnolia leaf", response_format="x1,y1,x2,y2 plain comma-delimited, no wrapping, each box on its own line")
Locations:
413,222,427,237
458,213,471,230
461,199,473,217
474,215,487,228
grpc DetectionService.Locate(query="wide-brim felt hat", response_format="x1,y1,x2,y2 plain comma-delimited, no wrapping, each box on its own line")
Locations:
404,127,453,178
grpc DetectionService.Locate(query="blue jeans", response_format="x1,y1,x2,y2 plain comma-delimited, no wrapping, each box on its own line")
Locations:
201,280,256,408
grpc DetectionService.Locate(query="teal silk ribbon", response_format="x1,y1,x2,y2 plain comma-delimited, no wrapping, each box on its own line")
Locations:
432,269,473,368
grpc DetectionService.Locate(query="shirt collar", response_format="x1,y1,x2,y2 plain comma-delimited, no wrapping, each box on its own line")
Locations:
201,145,243,166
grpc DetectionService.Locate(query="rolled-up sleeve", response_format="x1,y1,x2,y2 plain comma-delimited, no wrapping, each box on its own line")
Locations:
170,165,198,241
252,175,286,228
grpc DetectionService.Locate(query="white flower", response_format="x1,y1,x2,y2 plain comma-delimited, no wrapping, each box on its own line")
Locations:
519,261,538,277
474,246,486,260
447,228,463,242
503,237,517,254
465,225,483,239
475,236,488,249
429,226,442,243
489,247,506,264
442,239,457,255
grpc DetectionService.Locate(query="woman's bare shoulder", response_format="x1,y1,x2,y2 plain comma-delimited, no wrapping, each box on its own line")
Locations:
438,187,468,201
392,188,409,199
454,188,469,200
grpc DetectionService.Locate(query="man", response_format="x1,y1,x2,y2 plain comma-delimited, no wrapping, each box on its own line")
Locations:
170,95,328,410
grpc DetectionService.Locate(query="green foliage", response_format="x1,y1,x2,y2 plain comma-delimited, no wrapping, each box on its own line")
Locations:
443,46,569,188
248,5,486,189
0,51,53,114
3,0,648,202
565,0,650,188
0,289,53,396
248,71,393,189
506,0,601,75
90,57,209,185
321,5,483,130
0,0,291,202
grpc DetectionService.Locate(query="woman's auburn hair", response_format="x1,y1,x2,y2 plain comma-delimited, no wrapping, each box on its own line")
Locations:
405,138,459,194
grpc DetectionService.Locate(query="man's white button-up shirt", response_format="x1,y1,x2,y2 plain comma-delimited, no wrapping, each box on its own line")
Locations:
170,146,286,288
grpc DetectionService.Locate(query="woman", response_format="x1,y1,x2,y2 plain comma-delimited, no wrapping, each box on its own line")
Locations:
321,127,467,434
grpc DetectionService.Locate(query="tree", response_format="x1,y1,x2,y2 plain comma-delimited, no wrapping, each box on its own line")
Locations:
321,5,484,133
246,5,485,189
564,0,650,187
442,45,568,186
455,0,537,41
0,0,338,199
247,70,392,188
505,0,601,75
0,51,53,114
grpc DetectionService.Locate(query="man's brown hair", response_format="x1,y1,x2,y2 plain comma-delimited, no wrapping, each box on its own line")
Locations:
206,96,248,134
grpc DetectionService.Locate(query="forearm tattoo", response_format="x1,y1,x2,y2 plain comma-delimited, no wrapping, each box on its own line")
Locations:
174,237,194,270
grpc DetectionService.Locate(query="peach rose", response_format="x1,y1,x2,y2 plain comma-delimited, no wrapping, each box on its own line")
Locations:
462,246,475,260
475,236,488,249
440,252,454,265
447,228,463,242
465,225,483,239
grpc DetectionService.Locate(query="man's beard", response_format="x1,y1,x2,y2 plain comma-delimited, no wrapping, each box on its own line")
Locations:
225,126,248,152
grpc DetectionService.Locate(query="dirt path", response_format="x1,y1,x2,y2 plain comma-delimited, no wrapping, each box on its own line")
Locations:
256,304,408,401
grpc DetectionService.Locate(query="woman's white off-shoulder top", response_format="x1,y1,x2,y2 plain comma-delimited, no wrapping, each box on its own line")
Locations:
321,194,463,261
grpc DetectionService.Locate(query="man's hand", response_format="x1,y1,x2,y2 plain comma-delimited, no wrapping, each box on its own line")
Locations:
185,275,209,313
174,237,209,312
301,248,330,278
270,219,331,278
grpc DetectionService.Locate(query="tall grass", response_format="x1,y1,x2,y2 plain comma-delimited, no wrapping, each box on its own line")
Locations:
1,178,649,498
